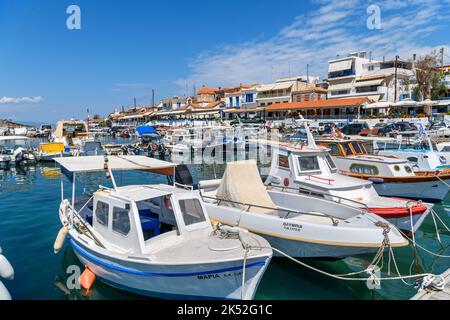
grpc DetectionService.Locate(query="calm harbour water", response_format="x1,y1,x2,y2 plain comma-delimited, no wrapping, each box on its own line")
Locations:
0,138,449,300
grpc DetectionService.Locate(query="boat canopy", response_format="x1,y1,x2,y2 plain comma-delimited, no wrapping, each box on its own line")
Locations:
54,155,176,175
216,160,277,215
136,126,158,136
109,185,173,202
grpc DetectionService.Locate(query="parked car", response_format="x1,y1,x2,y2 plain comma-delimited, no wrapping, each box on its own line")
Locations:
377,122,418,137
359,122,388,136
340,122,369,135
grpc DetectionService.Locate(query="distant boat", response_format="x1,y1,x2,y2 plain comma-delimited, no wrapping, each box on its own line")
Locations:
263,120,431,232
317,138,450,202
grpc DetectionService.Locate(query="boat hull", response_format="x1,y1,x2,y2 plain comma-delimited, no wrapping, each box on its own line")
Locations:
70,238,270,300
204,200,408,259
373,180,450,202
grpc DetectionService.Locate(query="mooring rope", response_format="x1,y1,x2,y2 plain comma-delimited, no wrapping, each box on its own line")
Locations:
435,174,450,188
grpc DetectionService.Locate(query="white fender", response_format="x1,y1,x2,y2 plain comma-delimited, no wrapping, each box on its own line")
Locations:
54,226,69,254
0,255,14,280
0,281,11,300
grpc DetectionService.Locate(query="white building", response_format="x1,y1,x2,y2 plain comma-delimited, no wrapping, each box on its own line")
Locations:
255,76,314,107
327,52,415,104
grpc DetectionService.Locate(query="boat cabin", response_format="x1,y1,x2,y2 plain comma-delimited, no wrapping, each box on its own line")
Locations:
54,121,89,139
78,185,211,254
56,156,212,255
317,139,369,157
317,139,416,177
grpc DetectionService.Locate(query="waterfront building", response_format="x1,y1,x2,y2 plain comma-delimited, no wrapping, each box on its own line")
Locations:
263,97,370,120
292,86,328,103
160,97,188,110
255,76,309,107
327,52,414,103
196,86,221,103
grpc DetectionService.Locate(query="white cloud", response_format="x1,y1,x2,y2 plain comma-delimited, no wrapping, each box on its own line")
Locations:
0,96,44,104
176,0,450,90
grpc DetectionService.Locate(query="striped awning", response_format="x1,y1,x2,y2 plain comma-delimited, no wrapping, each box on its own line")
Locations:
355,79,384,87
328,59,353,73
328,82,352,91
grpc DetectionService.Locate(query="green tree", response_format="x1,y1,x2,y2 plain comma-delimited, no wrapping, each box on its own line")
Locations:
413,51,443,100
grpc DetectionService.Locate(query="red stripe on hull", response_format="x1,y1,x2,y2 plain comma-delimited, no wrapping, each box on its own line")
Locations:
367,204,428,219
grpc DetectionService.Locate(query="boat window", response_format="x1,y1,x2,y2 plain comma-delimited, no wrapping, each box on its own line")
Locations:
341,143,353,156
179,199,206,226
393,165,400,172
278,155,290,169
95,201,109,226
327,143,341,156
349,164,379,175
325,154,337,172
442,146,450,152
405,166,413,173
351,142,364,154
407,157,418,163
297,156,321,174
112,207,131,236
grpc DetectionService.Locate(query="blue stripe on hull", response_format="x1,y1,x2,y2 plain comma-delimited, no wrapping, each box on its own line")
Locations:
70,238,266,277
99,277,238,300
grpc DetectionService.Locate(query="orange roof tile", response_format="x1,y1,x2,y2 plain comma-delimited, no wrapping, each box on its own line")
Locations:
197,87,220,95
294,86,328,93
264,98,370,111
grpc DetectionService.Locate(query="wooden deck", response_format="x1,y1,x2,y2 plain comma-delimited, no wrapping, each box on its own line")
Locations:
410,268,450,300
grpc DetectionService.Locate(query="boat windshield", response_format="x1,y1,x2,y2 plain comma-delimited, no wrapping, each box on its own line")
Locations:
297,156,321,174
179,199,206,226
325,154,337,173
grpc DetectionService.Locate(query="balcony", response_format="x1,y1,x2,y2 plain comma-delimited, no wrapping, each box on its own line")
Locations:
328,69,356,79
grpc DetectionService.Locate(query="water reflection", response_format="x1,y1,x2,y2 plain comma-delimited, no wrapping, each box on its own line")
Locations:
0,165,38,192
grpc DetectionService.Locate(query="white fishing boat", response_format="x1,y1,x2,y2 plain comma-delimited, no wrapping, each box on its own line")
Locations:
53,156,272,300
199,160,408,258
0,245,14,300
0,145,12,169
0,136,37,167
51,120,92,149
263,120,431,232
317,138,450,202
374,137,449,171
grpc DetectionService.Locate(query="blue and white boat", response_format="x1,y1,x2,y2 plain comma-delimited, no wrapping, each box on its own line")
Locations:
374,137,449,172
53,156,272,300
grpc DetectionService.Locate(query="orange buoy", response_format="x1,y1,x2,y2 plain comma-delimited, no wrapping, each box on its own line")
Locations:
78,266,96,290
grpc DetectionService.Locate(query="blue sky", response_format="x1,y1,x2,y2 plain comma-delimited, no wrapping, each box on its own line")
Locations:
1,0,449,123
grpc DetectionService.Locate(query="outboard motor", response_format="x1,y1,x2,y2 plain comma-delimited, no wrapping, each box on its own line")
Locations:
13,147,36,167
167,164,195,188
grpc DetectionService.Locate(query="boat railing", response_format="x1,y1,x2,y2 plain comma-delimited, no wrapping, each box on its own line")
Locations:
65,200,106,248
200,194,341,226
267,184,370,213
305,175,335,185
173,182,194,190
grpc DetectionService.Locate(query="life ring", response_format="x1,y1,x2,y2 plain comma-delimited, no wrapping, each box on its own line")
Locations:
283,178,290,187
